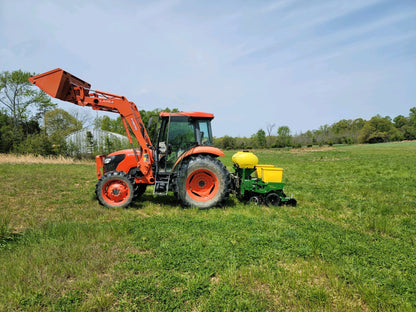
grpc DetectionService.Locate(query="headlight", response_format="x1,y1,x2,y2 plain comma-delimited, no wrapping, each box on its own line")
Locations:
103,154,126,172
104,157,113,164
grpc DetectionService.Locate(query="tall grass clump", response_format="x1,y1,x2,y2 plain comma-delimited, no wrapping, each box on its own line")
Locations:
0,215,13,247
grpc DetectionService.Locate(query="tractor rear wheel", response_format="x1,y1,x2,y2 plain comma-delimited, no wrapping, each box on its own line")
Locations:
96,171,135,208
176,155,230,209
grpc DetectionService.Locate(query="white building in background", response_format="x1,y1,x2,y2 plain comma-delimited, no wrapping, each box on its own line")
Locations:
66,128,129,154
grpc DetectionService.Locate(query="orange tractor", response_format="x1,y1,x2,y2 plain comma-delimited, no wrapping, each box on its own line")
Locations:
30,68,296,209
29,69,231,209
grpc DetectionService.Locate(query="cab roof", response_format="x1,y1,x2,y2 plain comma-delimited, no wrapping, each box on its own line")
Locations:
159,111,214,119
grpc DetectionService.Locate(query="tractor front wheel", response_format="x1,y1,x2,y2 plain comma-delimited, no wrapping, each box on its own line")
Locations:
96,171,135,208
176,155,230,209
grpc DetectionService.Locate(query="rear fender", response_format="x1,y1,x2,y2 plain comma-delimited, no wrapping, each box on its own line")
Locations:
172,146,225,171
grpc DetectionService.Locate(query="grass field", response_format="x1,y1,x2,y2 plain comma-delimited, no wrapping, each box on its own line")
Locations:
1,142,415,311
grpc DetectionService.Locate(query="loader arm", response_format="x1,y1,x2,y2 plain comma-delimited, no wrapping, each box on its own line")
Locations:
29,68,154,181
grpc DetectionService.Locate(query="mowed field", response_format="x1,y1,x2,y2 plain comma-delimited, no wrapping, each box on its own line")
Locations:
1,142,415,311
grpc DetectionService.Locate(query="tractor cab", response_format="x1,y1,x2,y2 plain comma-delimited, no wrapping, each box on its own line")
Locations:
153,111,227,198
156,112,214,173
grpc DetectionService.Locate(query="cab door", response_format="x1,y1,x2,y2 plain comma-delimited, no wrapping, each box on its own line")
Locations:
156,116,196,172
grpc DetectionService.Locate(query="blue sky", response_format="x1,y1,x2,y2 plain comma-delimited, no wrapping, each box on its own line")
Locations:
1,0,415,137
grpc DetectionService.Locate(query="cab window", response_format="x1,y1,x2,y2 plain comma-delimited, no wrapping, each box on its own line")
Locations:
197,120,212,146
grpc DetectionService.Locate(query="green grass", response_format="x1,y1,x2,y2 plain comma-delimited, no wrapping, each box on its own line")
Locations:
1,142,415,311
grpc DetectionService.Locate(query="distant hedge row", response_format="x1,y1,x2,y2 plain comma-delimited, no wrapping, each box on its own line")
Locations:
214,108,416,149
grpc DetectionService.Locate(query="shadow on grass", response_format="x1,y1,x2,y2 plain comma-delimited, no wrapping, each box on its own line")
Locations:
0,217,24,249
131,193,238,210
133,193,181,208
0,232,24,249
91,189,238,210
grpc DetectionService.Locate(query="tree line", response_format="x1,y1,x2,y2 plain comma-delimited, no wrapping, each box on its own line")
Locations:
214,110,416,150
1,69,415,156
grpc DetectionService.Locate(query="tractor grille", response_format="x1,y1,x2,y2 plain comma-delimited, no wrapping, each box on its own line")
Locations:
104,154,126,172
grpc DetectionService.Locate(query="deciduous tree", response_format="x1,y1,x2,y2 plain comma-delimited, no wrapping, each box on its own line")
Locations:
276,126,292,147
253,129,266,148
44,108,82,138
0,70,55,129
358,115,402,143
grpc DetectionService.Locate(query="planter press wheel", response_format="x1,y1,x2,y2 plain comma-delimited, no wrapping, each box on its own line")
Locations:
286,198,297,207
248,196,261,205
265,192,281,207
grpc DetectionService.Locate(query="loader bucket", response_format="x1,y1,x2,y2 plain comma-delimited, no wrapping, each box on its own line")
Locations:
29,68,91,104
